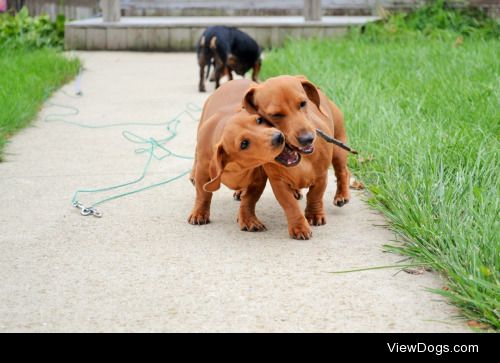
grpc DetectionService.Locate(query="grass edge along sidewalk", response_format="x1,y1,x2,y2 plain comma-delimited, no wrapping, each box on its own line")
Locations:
0,48,80,160
0,7,78,160
262,35,499,330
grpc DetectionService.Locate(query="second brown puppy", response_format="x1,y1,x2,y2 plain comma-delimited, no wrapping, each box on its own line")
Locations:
242,75,351,240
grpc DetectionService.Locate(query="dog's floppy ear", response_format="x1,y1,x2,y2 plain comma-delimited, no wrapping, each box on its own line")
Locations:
203,143,228,192
242,87,258,114
296,75,327,117
297,76,321,110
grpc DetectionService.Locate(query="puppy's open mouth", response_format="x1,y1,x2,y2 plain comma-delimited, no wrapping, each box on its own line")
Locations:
298,145,314,154
275,143,301,167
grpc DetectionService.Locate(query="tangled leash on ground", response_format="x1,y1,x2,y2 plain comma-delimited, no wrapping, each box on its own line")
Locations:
43,82,201,218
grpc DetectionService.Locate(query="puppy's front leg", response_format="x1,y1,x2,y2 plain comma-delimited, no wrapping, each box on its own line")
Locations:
305,176,327,226
238,169,267,232
188,168,213,225
269,178,312,240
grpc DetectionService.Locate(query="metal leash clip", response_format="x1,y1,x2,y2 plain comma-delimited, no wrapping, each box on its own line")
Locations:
73,201,103,218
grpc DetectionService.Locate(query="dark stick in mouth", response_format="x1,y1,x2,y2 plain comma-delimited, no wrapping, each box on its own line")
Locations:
316,129,358,155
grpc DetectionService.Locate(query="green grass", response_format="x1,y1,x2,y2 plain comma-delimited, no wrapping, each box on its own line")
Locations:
0,47,80,159
261,36,500,329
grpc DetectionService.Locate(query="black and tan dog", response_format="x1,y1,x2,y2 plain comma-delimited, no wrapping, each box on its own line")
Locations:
196,26,262,92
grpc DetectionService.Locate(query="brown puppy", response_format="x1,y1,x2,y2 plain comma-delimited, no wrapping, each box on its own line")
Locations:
242,75,351,240
189,79,286,231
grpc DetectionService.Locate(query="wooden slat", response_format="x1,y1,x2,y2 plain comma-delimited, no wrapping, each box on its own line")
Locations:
24,0,99,19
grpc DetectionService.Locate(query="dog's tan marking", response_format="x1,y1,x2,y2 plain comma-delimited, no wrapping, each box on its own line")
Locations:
227,54,237,68
209,36,217,49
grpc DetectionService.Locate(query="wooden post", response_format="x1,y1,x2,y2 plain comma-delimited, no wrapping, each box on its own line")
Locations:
304,0,321,21
9,0,25,12
101,0,120,22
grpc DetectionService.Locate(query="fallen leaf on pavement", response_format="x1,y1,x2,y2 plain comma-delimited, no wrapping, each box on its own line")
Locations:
403,266,426,275
467,320,490,329
350,180,365,190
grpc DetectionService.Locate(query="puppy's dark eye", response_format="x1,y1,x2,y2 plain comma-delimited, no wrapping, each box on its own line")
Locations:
300,101,307,108
240,139,250,150
256,117,264,125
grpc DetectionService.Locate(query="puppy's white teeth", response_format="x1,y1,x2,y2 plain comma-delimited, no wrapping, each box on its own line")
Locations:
275,143,300,166
300,145,314,154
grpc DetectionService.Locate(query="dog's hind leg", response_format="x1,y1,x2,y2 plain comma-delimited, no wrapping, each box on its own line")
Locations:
251,60,261,82
213,59,224,89
329,101,351,207
226,66,233,81
209,36,222,89
198,39,207,92
305,176,328,226
237,168,267,232
332,149,350,207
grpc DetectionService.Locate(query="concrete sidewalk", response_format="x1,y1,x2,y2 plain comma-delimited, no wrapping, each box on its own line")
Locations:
0,52,468,332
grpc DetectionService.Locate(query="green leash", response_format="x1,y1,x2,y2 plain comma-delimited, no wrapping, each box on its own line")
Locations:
44,92,201,218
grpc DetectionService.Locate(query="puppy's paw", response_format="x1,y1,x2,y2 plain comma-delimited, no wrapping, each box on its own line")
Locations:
305,212,326,226
289,223,313,240
188,210,210,225
198,85,206,93
237,214,266,232
334,191,350,207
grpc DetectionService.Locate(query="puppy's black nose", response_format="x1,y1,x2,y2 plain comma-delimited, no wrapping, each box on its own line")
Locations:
272,132,284,147
297,132,315,146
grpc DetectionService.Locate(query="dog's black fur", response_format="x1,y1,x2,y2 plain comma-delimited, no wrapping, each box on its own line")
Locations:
196,26,262,92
